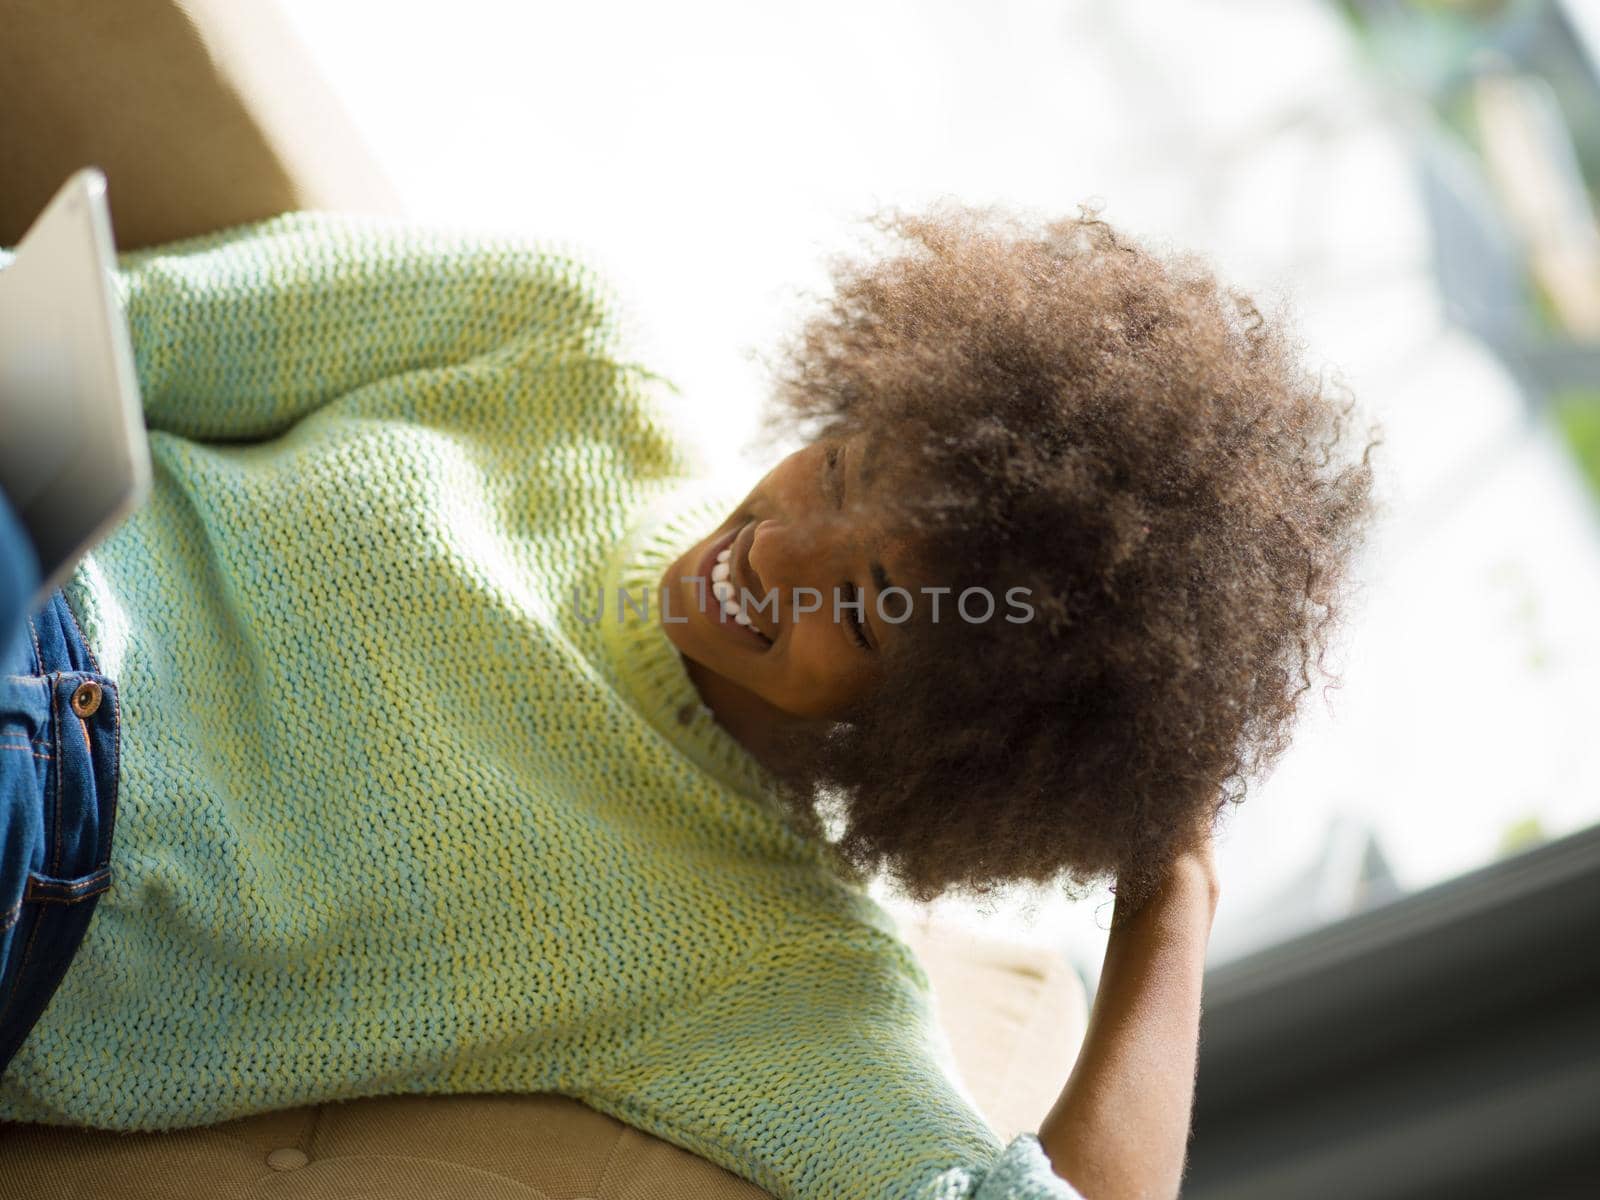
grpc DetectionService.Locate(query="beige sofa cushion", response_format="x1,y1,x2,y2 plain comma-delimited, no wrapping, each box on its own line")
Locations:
0,910,1085,1199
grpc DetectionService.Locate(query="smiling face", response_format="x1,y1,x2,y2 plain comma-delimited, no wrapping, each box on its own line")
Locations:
660,433,924,723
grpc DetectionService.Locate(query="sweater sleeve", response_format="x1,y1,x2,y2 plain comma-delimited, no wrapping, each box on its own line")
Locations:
110,213,632,442
580,913,1089,1200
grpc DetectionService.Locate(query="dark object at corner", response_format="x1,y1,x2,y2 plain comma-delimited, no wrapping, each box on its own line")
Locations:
1186,822,1600,1200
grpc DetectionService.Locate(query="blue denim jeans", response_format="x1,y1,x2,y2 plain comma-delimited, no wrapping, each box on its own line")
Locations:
0,486,120,1080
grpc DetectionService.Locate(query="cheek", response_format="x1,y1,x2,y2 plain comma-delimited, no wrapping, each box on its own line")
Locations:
767,620,872,716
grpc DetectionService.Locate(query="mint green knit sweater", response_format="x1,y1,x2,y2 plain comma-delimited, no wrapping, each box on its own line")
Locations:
0,215,1082,1199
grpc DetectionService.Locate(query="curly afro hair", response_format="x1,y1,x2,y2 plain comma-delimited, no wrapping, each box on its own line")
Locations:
747,197,1384,910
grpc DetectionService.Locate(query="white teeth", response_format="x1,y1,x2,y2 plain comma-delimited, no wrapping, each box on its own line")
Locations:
711,561,730,583
712,580,735,603
721,598,740,616
733,610,753,627
715,547,732,564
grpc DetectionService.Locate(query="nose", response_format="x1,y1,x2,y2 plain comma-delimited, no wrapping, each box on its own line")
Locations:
742,521,774,604
746,517,839,620
745,519,779,600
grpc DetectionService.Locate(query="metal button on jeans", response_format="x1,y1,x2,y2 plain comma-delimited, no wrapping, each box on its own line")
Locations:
70,680,102,718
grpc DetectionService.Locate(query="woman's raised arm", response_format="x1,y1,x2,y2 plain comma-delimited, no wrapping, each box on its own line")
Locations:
1037,841,1221,1200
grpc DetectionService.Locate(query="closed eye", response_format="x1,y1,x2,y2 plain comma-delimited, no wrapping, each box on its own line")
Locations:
844,583,872,649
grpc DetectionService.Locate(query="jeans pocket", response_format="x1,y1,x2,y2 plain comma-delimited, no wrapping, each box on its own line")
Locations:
0,669,119,1076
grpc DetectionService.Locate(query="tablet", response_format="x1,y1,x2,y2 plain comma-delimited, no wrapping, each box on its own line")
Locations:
0,168,150,611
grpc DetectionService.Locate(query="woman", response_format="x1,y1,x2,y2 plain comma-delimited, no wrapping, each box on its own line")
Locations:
0,201,1379,1200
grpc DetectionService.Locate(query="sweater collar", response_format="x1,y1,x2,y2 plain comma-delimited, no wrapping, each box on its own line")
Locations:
597,474,786,802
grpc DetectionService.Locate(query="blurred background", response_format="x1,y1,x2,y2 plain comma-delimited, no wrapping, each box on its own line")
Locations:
270,0,1600,979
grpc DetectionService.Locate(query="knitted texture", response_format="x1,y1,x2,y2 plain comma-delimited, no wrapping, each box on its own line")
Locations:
0,216,1082,1200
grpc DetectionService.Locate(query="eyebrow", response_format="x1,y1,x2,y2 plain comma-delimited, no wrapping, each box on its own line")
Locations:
848,441,896,594
858,436,882,488
828,443,846,508
840,440,899,644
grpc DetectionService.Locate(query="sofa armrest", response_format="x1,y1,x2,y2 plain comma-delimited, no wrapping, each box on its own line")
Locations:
0,0,399,250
